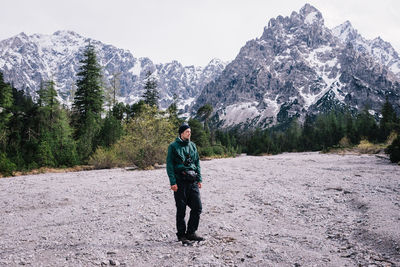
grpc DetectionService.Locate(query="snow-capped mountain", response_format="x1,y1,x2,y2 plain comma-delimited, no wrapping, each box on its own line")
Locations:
0,31,227,109
332,21,400,79
193,4,400,128
1,4,400,129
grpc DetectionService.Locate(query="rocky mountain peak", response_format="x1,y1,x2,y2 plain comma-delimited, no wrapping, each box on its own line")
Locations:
16,32,29,40
332,21,400,79
332,20,358,43
299,3,324,25
261,4,329,51
53,30,82,37
193,4,400,129
371,36,393,51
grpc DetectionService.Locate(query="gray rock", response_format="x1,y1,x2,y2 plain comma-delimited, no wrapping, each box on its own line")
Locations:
109,259,120,266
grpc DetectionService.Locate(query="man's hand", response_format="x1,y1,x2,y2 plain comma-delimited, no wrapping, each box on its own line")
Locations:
198,182,202,189
170,184,178,192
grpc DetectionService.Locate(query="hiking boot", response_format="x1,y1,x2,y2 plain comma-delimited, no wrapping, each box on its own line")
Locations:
178,236,192,245
186,233,204,241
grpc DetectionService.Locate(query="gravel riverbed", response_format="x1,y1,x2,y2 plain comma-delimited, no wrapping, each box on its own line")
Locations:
0,152,399,266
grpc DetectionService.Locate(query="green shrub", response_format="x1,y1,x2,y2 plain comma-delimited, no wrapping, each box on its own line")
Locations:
386,135,400,164
0,153,16,176
89,147,121,169
212,145,225,155
339,136,352,148
226,146,240,157
199,146,213,157
26,161,39,172
55,142,79,167
37,140,56,167
114,105,176,169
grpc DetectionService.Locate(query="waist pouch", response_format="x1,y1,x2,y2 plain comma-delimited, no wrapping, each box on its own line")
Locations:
181,170,198,183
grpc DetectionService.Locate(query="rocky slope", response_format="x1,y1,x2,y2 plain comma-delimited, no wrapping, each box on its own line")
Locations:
0,31,227,109
193,4,400,128
332,21,400,80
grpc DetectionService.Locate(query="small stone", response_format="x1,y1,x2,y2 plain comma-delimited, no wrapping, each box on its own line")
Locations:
109,259,120,266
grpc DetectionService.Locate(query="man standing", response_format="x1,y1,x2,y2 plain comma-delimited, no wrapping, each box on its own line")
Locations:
166,123,204,245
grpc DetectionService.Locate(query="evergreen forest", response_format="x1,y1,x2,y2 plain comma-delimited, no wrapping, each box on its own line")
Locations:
1,44,400,176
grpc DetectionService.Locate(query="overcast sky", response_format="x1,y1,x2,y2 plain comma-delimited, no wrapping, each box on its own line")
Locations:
2,0,399,66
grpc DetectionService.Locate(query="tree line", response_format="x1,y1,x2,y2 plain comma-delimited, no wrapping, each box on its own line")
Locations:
0,44,238,176
1,43,399,176
241,102,400,163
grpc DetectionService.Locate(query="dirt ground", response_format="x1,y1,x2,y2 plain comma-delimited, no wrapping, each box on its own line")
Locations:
0,152,399,266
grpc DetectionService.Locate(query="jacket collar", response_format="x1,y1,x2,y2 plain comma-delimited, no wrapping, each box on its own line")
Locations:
176,137,189,146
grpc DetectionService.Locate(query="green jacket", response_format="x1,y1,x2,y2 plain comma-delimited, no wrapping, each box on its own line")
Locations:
166,137,202,185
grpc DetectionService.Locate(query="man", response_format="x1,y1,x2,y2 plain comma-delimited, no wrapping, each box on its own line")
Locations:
166,122,204,245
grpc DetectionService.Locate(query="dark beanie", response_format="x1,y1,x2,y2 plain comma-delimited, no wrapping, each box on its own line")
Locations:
178,123,190,136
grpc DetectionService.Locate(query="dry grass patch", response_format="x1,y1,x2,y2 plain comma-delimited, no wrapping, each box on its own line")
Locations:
356,140,386,154
12,165,95,177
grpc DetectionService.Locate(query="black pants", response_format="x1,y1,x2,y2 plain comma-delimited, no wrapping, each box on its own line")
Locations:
174,181,202,238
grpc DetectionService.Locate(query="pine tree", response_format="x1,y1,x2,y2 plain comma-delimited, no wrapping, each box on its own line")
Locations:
37,81,59,126
98,111,124,148
127,100,147,119
36,80,78,167
355,107,379,142
73,43,104,126
167,94,183,127
142,71,159,108
188,118,210,148
72,44,104,160
379,98,398,142
112,102,127,121
0,72,13,151
197,104,213,131
7,87,38,169
300,114,316,151
344,110,357,145
103,72,121,111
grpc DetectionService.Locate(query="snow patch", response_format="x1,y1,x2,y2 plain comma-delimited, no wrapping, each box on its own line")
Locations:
129,62,141,77
304,11,319,24
299,75,344,109
219,102,260,127
390,63,400,75
178,97,195,109
299,86,319,109
263,97,279,116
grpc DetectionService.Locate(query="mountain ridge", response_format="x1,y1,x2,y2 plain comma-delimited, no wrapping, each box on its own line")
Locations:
192,3,400,129
1,4,399,128
0,30,227,110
